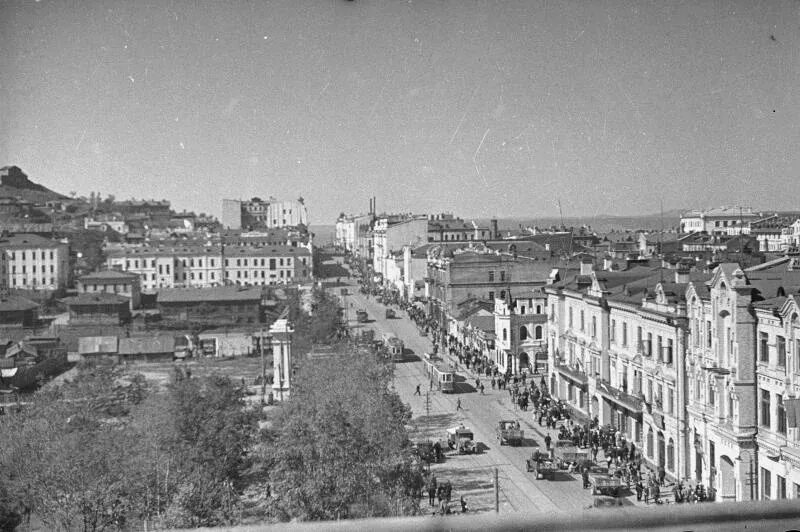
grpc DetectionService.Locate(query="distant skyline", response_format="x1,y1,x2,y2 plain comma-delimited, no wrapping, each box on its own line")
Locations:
2,1,798,224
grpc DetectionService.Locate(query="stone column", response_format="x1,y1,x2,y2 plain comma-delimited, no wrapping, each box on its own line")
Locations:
271,319,293,401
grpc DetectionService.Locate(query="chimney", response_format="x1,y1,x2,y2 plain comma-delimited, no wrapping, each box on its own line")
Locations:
580,256,594,275
675,266,691,284
491,219,499,239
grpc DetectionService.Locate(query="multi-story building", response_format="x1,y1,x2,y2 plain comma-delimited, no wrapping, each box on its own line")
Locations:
77,270,142,310
335,214,357,251
685,263,763,501
221,197,308,230
106,244,312,291
748,213,800,253
680,206,761,236
426,213,492,243
546,259,703,482
0,233,69,291
426,242,554,338
373,215,428,280
493,290,548,375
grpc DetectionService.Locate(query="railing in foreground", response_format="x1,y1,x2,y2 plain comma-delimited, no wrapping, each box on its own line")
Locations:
185,498,800,532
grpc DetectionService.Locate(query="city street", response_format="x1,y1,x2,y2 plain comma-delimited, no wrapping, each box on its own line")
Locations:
334,275,640,516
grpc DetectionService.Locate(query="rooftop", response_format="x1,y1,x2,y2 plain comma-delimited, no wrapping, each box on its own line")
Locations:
79,270,140,282
157,286,263,303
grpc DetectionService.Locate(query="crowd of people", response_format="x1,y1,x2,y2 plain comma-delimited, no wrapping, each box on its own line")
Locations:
352,267,721,510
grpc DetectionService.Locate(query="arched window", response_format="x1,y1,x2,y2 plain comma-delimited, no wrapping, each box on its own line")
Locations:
519,326,528,341
535,325,543,340
502,328,507,341
667,438,675,472
646,428,654,458
536,305,542,314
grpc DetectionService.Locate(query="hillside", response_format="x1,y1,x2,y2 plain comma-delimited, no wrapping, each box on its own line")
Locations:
0,165,68,203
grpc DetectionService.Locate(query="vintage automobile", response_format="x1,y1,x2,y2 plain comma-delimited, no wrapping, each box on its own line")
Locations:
385,308,396,319
412,440,442,463
446,425,477,455
356,309,368,322
526,450,558,480
496,419,524,446
552,439,589,468
590,473,623,498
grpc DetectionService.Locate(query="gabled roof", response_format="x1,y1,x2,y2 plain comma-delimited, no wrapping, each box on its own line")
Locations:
0,295,39,313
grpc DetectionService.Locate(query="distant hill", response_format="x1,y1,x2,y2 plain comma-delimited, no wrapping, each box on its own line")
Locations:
0,165,68,203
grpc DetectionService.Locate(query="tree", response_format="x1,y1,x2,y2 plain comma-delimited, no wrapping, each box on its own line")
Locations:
261,350,423,521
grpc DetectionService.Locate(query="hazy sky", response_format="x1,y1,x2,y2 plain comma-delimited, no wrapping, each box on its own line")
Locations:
1,1,798,223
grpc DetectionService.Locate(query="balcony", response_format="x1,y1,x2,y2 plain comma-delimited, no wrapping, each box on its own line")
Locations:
596,378,644,413
555,360,589,386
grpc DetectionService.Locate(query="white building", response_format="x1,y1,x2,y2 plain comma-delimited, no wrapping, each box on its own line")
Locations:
222,197,308,230
0,233,69,291
680,206,761,235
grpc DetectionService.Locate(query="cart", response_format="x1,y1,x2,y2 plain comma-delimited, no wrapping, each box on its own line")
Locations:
385,308,396,319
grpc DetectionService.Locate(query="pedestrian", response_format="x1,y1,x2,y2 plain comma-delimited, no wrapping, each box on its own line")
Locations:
582,467,590,489
658,465,666,487
456,398,462,411
428,475,437,506
414,384,421,396
635,480,643,501
480,383,485,394
491,377,496,389
544,433,552,451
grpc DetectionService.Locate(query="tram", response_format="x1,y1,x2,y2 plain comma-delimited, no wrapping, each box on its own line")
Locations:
424,358,457,393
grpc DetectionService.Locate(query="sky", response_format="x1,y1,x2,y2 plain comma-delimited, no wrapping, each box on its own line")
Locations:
1,0,798,224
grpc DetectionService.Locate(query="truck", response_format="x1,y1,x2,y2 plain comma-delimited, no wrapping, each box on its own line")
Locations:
526,451,558,480
496,420,524,446
382,333,404,361
552,439,589,468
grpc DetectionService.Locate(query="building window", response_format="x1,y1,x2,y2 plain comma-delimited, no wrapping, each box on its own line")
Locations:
622,322,628,347
500,290,505,300
535,326,542,340
667,438,675,472
502,328,507,341
488,270,494,281
666,339,674,365
488,291,495,301
591,316,597,338
269,258,276,270
706,320,712,348
580,310,585,332
519,326,528,341
777,475,786,499
762,468,771,500
646,332,653,357
761,389,771,428
777,336,786,367
778,394,787,435
569,308,573,328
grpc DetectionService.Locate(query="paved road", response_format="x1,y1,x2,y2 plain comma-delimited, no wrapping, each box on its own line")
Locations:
335,276,635,516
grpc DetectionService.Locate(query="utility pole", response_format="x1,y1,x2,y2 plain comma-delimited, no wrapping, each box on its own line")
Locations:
494,468,499,513
260,327,266,403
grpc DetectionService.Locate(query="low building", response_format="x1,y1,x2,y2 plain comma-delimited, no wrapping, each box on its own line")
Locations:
680,206,761,235
60,293,131,325
0,295,39,328
77,270,142,309
157,286,263,326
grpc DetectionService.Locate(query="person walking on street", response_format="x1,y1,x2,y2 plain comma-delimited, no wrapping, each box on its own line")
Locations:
428,475,437,507
544,433,552,451
414,384,421,396
456,398,462,411
480,383,485,394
